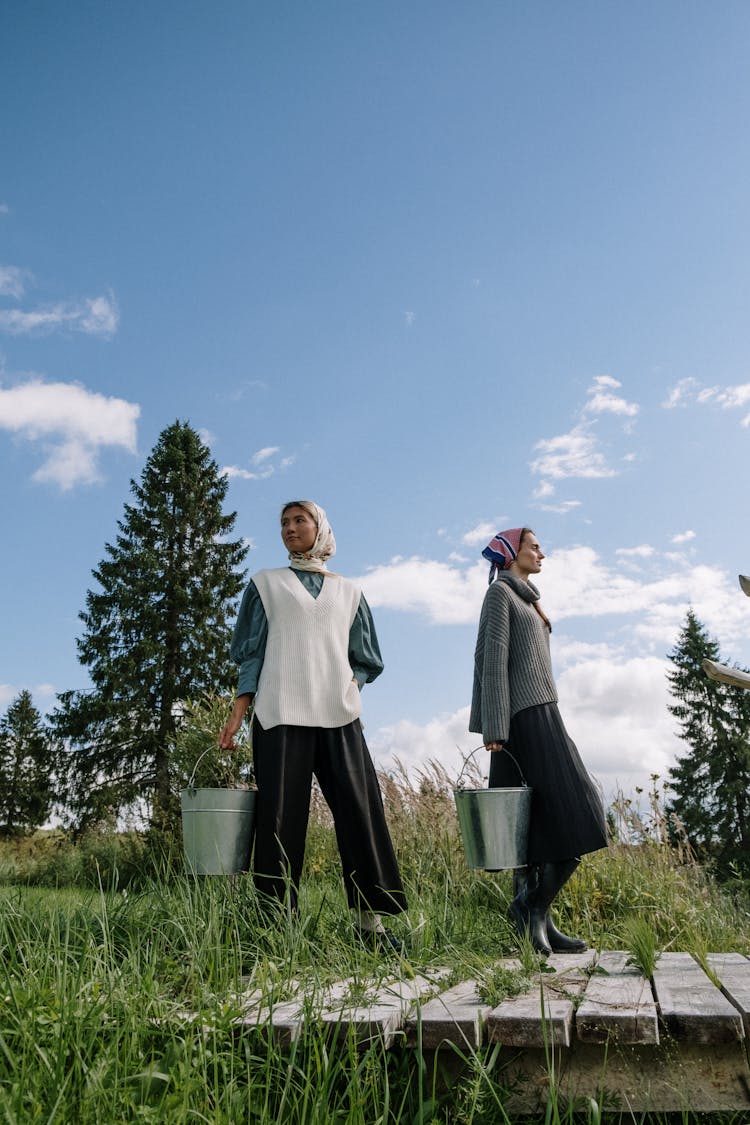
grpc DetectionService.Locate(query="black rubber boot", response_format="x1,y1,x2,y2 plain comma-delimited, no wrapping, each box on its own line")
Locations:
508,863,549,954
546,912,587,953
509,859,581,957
540,858,586,952
511,865,539,902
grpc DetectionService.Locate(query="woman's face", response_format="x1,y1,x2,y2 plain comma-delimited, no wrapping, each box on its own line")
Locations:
281,505,318,553
515,532,545,576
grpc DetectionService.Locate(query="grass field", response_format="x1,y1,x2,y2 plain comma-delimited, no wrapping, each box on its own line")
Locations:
0,768,748,1123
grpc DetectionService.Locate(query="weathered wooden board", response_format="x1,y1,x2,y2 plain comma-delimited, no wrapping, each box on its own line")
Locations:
652,952,745,1043
575,950,659,1044
235,979,354,1045
405,979,493,1050
321,974,441,1047
486,952,595,1048
706,952,750,1035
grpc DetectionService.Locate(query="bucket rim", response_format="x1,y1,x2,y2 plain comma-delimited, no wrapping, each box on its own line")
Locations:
453,785,531,795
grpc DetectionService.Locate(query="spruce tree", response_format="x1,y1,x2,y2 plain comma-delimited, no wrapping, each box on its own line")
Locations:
53,422,248,830
0,690,58,834
666,609,750,877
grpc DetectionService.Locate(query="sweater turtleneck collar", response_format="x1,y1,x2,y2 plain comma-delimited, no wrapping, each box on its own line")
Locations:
493,572,541,603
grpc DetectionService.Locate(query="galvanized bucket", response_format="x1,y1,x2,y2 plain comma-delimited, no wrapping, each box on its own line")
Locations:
454,749,531,870
181,787,256,875
180,748,256,875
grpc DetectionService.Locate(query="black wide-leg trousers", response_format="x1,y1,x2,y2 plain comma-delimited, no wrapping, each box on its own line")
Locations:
252,717,407,915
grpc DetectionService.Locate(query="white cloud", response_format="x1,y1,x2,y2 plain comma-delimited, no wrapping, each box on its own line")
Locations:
0,205,8,215
532,480,555,500
663,377,750,426
0,682,57,711
370,705,477,781
0,292,119,337
530,424,616,481
583,375,639,418
616,544,655,558
0,265,31,299
252,446,279,466
537,498,582,515
462,521,500,546
662,377,699,409
554,651,683,799
715,383,750,410
0,378,139,489
404,310,415,327
223,464,274,481
357,558,488,625
671,530,695,545
223,445,295,481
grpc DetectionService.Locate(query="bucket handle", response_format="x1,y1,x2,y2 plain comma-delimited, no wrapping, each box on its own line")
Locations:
184,701,256,792
187,747,214,792
455,744,528,789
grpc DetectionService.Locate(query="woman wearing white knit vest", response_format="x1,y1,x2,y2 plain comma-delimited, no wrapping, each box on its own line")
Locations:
470,527,607,956
220,500,406,950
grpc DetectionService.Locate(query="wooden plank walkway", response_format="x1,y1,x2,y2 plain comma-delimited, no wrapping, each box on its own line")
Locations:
217,951,750,1113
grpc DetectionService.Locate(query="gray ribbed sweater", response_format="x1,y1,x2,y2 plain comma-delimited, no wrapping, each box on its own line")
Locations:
469,573,558,744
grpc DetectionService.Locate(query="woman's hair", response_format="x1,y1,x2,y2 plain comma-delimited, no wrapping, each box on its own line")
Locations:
518,527,552,633
281,500,319,524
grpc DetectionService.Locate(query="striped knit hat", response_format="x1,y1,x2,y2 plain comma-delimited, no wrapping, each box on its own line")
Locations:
482,528,524,583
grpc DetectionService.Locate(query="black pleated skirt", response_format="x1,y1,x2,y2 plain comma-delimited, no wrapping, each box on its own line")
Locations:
488,702,608,864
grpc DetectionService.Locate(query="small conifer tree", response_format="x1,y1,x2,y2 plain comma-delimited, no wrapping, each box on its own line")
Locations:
0,690,58,834
666,609,750,877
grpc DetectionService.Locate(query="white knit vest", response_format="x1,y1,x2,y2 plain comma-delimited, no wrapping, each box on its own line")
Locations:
252,568,362,729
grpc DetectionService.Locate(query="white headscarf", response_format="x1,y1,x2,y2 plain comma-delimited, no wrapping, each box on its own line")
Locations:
283,500,338,574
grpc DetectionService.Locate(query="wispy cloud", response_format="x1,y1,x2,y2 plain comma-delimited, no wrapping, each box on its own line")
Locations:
0,292,119,337
462,521,502,547
616,544,655,558
222,445,294,482
0,378,139,489
252,446,280,466
404,310,415,327
0,205,9,216
529,376,639,506
672,530,695,545
663,377,750,425
0,265,31,299
537,498,582,515
583,375,639,418
530,424,616,481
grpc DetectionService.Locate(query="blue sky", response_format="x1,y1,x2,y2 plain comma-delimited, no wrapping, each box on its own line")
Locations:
2,1,750,801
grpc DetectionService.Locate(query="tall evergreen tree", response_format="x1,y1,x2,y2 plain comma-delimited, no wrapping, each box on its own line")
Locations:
0,690,58,834
666,609,750,877
53,422,248,829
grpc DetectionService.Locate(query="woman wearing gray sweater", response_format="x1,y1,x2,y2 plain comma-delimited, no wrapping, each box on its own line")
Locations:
470,527,606,955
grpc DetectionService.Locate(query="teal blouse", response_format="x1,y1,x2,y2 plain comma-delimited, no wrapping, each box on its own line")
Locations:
230,568,384,697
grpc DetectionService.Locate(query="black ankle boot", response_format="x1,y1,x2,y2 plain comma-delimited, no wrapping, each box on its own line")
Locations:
541,858,586,952
546,914,587,953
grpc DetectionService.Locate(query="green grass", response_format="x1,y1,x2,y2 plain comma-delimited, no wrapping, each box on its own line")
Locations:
0,769,748,1122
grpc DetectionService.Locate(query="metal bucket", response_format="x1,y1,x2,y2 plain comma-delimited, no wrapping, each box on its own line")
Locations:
453,747,531,869
454,785,531,869
180,788,256,875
